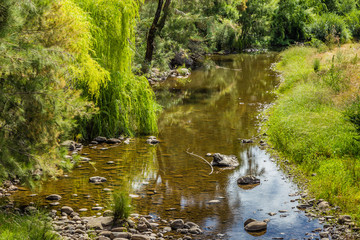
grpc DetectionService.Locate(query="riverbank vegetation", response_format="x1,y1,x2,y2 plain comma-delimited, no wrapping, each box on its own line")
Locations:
135,0,360,72
0,211,59,240
266,44,360,219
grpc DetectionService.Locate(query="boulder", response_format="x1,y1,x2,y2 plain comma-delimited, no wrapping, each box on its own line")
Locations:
89,176,107,183
211,153,239,167
61,206,74,215
244,219,267,232
237,176,260,185
170,219,184,230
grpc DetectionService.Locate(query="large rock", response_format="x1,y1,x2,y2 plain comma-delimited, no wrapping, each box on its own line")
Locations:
244,219,267,232
237,176,260,185
170,219,184,230
211,153,239,167
83,217,113,230
89,176,107,183
61,206,74,215
46,194,62,200
338,215,352,224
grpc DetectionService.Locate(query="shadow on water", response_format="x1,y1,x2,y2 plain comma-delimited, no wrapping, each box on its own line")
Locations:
10,53,322,239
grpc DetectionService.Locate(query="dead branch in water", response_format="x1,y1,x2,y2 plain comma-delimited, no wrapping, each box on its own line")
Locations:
185,148,214,175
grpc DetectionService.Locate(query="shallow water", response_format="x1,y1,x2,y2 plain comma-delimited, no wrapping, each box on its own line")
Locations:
11,53,322,239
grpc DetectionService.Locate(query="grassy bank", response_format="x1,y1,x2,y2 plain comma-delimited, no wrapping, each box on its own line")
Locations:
266,44,360,220
0,211,59,240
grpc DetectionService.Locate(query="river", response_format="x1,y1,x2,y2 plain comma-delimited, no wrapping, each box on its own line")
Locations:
11,53,322,239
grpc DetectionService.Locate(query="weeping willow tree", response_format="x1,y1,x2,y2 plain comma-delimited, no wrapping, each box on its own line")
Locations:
75,0,159,138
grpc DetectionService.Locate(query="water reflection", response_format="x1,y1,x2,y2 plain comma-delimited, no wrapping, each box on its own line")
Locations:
10,53,322,239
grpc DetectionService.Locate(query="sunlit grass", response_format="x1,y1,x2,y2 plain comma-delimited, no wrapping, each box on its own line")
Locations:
266,44,360,220
0,211,59,240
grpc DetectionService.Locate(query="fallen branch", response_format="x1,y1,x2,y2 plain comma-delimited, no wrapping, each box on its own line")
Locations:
185,148,214,175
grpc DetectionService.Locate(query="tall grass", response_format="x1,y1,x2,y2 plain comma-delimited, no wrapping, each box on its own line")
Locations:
108,191,131,223
0,211,59,240
266,45,360,219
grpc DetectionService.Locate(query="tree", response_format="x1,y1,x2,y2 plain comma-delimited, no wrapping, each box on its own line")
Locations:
143,0,172,73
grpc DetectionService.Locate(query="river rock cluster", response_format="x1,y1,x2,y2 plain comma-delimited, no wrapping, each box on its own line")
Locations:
49,206,203,240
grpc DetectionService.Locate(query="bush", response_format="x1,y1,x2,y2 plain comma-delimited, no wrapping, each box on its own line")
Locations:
345,10,360,39
310,13,351,44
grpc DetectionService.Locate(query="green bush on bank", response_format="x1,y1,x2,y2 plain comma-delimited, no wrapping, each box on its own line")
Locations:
0,211,59,240
266,45,360,218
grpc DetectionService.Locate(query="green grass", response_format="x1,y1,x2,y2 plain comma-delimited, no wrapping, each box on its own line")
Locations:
266,45,360,220
0,211,59,240
108,191,131,224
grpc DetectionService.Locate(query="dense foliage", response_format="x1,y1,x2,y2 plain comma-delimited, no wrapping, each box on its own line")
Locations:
135,0,360,71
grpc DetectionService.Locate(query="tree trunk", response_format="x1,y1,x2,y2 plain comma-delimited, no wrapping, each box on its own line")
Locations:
142,0,171,73
143,0,163,73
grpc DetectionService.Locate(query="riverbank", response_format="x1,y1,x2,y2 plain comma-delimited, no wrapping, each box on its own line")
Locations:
265,44,360,225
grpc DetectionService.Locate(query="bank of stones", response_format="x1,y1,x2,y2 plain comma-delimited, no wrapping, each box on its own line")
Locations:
49,208,203,240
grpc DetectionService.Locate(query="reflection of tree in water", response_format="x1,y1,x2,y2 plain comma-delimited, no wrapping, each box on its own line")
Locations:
241,147,266,177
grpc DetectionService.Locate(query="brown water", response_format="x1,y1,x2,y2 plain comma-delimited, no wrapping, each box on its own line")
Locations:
11,53,322,239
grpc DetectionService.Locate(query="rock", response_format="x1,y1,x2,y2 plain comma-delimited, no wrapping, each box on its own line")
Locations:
78,208,88,212
237,176,260,185
338,215,352,224
244,220,267,232
94,136,107,143
61,206,74,215
318,201,330,209
110,232,131,239
188,227,202,234
240,139,254,143
46,194,62,201
185,222,199,229
170,219,184,230
207,200,221,204
319,232,329,238
60,140,76,151
89,176,107,183
83,217,113,230
103,210,113,217
244,218,256,227
92,206,103,211
146,137,160,144
80,157,90,162
131,235,150,240
136,223,148,232
267,212,277,216
124,139,130,144
49,202,60,206
163,226,172,232
211,153,239,167
99,230,112,237
106,138,121,144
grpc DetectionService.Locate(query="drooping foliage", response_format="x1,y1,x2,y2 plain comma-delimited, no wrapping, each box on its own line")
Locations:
0,0,159,182
75,0,159,138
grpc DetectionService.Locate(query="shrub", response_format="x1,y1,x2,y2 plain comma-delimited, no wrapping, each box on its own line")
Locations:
310,13,351,44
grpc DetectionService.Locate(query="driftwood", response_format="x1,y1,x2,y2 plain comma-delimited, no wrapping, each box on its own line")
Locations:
185,149,213,175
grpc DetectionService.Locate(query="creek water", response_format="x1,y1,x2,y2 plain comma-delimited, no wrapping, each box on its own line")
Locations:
11,53,322,239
